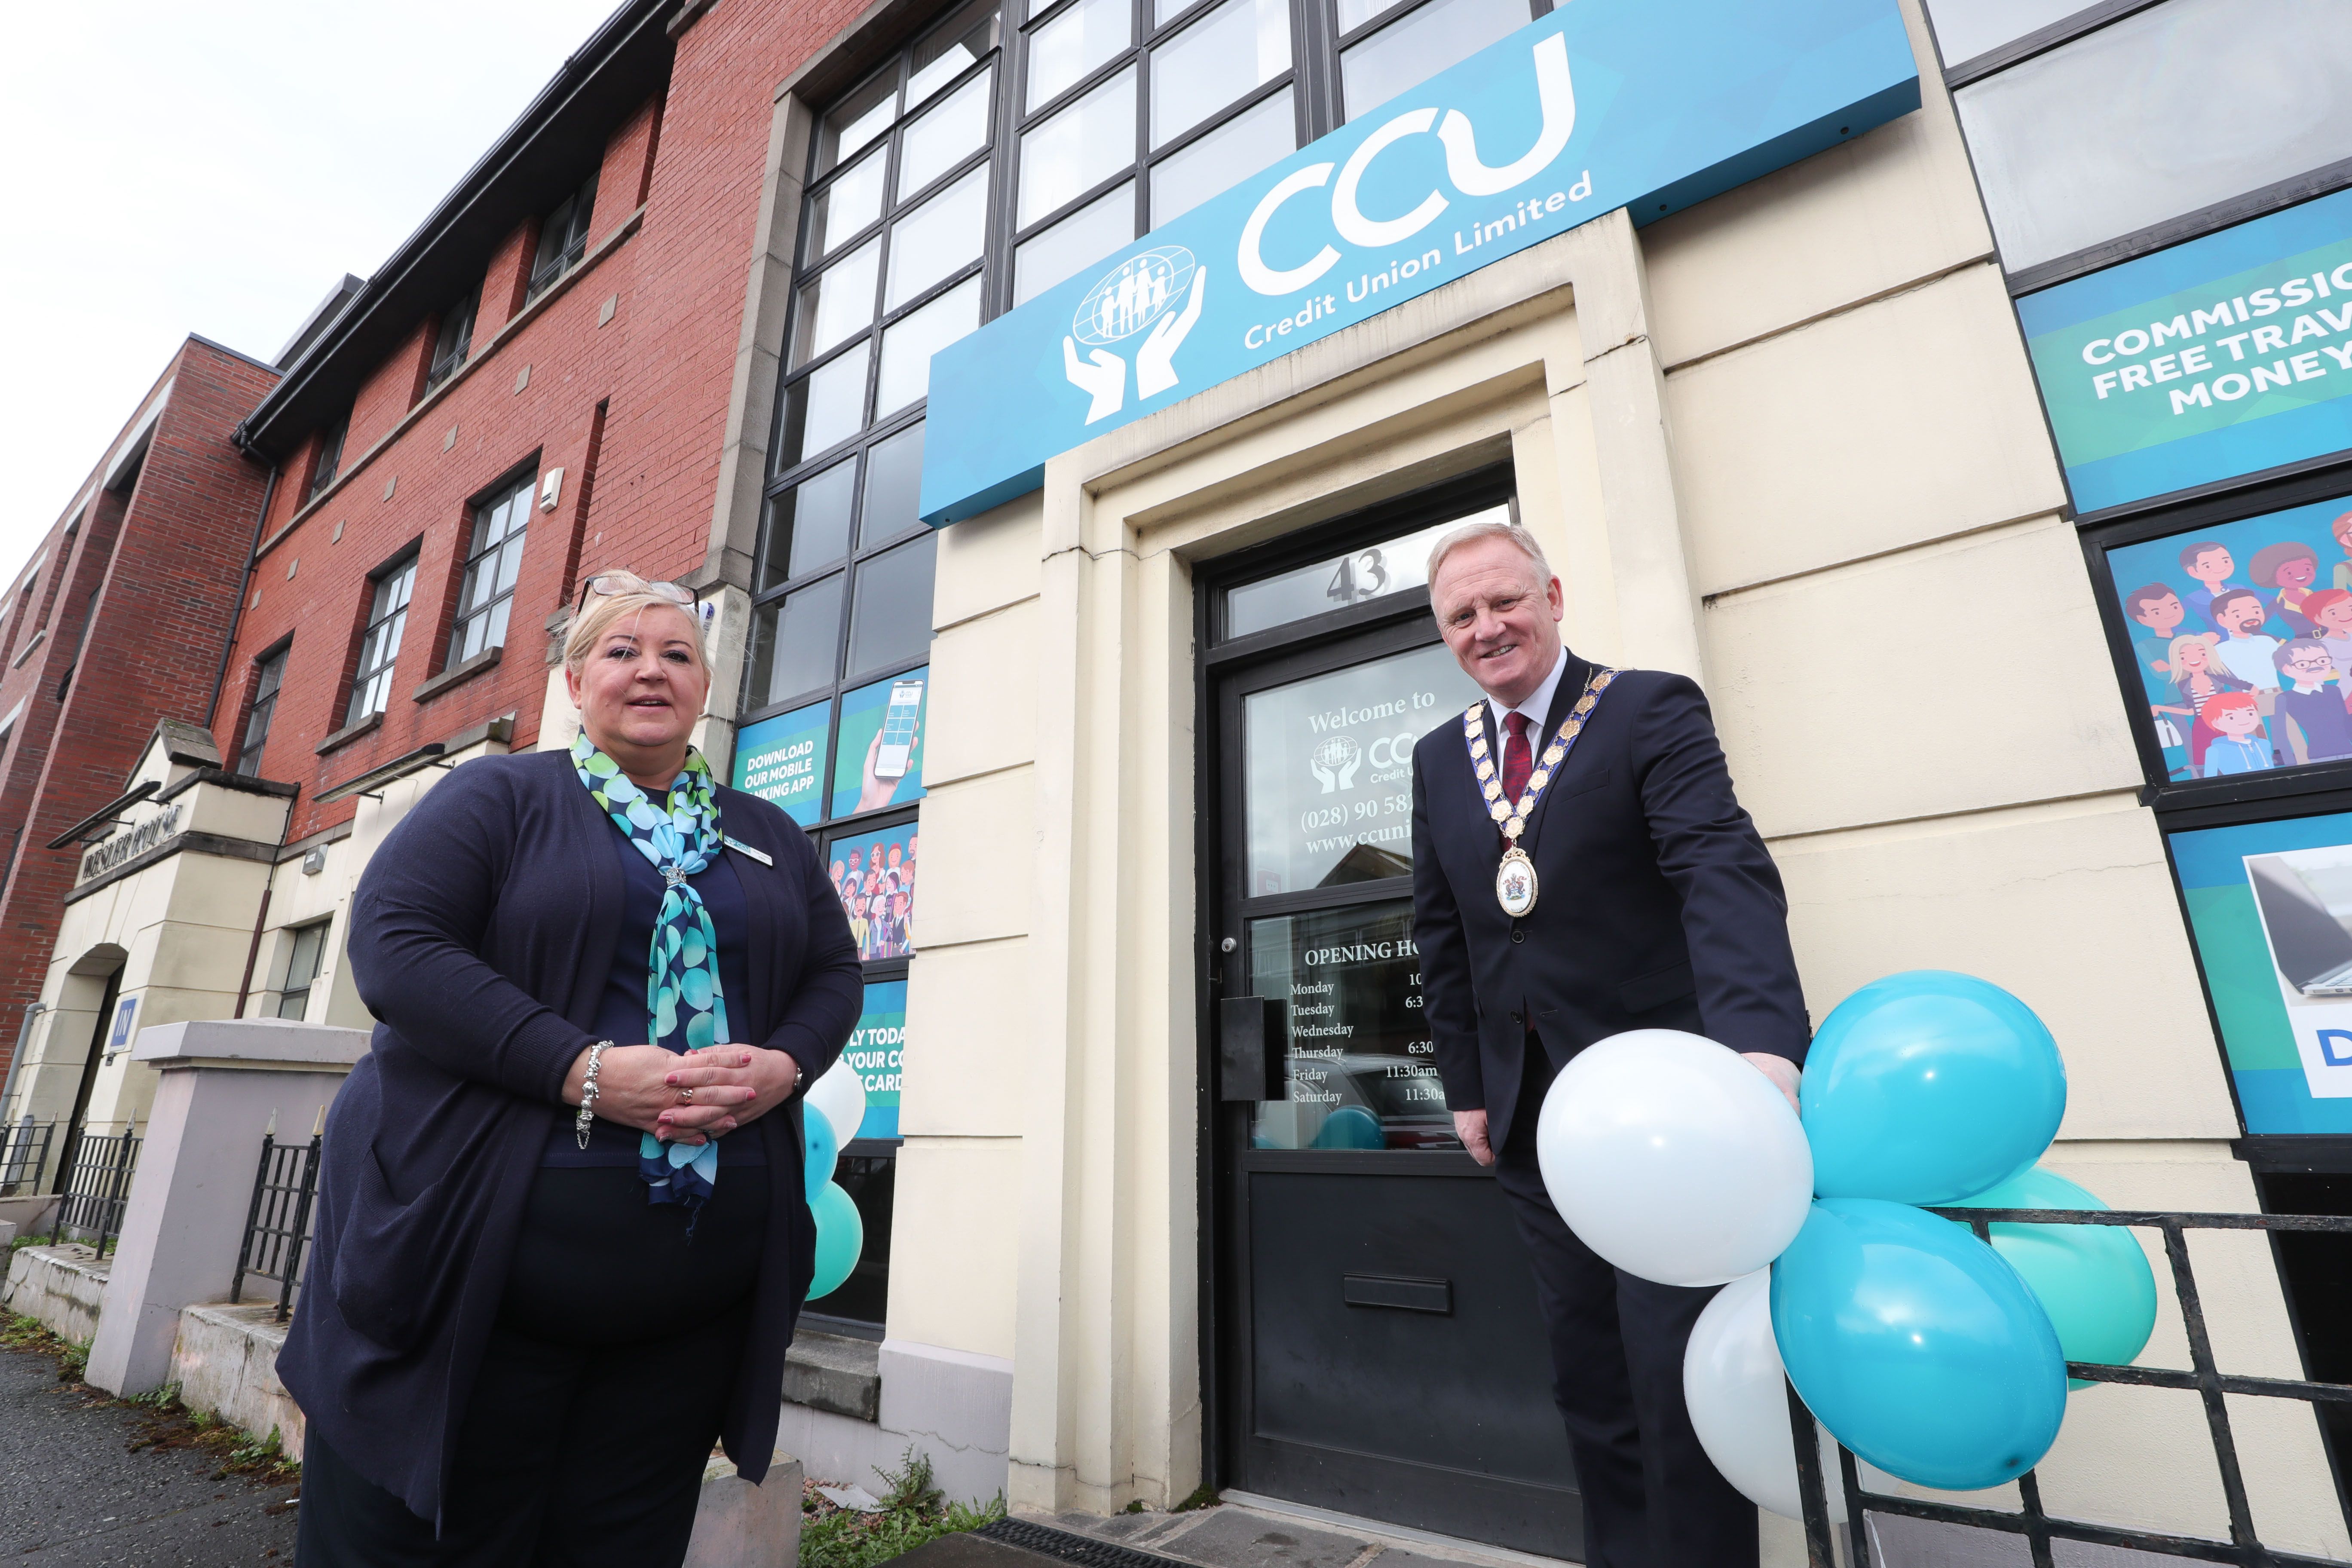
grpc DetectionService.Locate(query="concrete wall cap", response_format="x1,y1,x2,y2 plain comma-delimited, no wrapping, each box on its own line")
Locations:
133,1017,372,1068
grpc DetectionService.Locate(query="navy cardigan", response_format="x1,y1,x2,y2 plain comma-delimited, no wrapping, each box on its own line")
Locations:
278,749,862,1524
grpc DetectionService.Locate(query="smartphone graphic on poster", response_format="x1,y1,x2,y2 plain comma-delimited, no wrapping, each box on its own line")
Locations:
875,679,925,780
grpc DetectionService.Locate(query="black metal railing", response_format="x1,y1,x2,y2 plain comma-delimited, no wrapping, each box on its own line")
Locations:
0,1118,52,1195
231,1128,321,1322
1790,1206,2352,1568
46,1125,141,1255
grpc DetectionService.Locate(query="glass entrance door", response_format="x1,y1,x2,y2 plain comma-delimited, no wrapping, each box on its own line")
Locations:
1205,495,1582,1555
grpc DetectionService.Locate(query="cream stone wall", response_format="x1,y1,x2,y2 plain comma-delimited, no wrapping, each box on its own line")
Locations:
891,0,2348,1547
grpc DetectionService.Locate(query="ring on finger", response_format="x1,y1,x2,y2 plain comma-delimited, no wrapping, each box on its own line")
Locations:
678,1085,696,1103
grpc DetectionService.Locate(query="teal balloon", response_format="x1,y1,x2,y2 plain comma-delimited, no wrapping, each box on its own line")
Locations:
1772,1198,2067,1491
802,1103,840,1200
1946,1165,2157,1391
808,1180,864,1302
1313,1106,1384,1149
1802,971,2066,1204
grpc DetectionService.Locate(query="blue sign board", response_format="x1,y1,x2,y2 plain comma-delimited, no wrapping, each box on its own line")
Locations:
2018,187,2352,516
732,701,830,825
921,0,1919,525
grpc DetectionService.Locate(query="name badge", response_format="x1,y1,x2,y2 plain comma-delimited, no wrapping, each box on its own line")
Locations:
724,835,774,866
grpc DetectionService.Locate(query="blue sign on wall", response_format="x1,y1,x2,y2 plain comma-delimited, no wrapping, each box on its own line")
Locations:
921,0,1919,526
2018,187,2352,517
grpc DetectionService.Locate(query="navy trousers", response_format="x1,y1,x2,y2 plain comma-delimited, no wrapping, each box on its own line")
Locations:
1491,1037,1757,1568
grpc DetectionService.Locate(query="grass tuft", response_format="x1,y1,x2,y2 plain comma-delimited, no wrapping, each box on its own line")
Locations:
801,1446,1005,1568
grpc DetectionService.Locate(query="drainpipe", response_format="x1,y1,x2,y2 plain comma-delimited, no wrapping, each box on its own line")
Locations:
206,460,280,730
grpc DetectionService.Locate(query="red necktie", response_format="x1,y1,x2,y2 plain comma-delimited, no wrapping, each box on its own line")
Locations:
1502,711,1535,805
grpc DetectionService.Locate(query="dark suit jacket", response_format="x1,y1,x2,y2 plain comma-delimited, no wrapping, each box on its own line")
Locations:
1410,649,1808,1150
276,749,862,1525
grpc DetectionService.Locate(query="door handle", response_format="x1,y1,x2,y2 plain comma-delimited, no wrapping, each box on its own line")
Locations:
1218,995,1285,1102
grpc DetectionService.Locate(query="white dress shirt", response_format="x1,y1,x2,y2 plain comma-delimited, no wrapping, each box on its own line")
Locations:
1483,642,1570,746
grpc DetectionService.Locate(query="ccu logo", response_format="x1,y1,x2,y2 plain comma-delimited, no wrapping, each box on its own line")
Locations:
1063,246,1207,424
1310,735,1363,794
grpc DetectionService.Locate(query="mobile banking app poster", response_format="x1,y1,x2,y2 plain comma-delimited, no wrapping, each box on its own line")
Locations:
2170,810,2352,1133
831,668,928,818
732,701,829,825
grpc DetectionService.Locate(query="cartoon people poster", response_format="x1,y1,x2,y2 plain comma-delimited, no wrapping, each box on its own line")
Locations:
2104,491,2352,781
826,818,918,961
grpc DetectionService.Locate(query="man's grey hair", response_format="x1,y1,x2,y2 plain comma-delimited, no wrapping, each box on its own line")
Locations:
1427,518,1554,592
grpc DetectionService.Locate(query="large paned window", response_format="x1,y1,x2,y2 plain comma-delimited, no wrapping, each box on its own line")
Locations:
450,474,534,666
307,417,348,504
237,645,287,778
347,554,418,726
528,172,600,300
1929,0,2352,286
424,285,480,395
277,921,330,1022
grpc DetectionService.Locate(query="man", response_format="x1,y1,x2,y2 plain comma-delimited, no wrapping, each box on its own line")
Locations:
2210,588,2285,694
2273,639,2352,764
2200,691,2275,775
2122,583,2194,779
2180,539,2242,634
1409,521,1808,1568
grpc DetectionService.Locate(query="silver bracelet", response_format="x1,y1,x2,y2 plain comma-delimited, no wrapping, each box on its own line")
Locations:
575,1041,613,1149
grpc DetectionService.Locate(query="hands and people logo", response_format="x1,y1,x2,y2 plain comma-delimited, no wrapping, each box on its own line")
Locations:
1311,734,1364,793
1063,246,1207,423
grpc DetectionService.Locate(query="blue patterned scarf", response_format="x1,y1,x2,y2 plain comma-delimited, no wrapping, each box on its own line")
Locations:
572,733,731,1215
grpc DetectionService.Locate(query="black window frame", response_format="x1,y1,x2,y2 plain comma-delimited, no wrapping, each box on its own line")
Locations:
237,641,290,778
527,172,602,301
307,417,349,505
423,285,481,395
347,550,420,727
448,470,538,669
1919,0,2352,297
276,919,331,1022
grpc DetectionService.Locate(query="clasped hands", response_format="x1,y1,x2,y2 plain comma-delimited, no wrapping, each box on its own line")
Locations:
562,1044,802,1146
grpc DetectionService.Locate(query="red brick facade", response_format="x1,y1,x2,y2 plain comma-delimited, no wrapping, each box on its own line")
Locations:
0,339,281,1081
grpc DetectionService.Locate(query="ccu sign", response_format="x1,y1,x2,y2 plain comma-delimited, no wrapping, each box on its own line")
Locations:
920,0,1919,526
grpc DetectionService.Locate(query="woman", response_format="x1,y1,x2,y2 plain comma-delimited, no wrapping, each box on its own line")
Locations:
2168,632,2253,777
2251,540,2322,635
282,572,862,1565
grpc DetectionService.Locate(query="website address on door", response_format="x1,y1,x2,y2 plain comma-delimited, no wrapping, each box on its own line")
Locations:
1303,824,1410,856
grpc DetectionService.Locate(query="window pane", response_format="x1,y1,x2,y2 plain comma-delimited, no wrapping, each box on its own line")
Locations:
861,422,927,546
1155,0,1209,25
781,343,872,465
1150,0,1289,149
821,67,899,173
1922,0,2097,67
885,166,990,311
848,533,940,677
1020,65,1136,226
1341,0,1528,121
899,66,995,198
1151,86,1293,223
1954,0,2352,272
911,0,1000,104
876,277,981,416
762,460,861,594
750,574,847,707
1029,0,1131,110
1016,181,1135,303
1224,511,1481,637
809,149,888,258
794,240,881,366
1335,0,1409,34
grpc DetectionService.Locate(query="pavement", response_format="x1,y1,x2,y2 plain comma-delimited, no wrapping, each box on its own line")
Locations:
887,1502,1570,1568
0,1339,299,1564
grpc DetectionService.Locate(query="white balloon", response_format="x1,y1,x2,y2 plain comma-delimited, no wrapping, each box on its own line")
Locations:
1684,1271,1891,1522
806,1060,869,1145
1535,1029,1812,1286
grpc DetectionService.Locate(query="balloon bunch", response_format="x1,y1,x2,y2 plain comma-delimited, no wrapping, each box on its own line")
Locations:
802,1062,869,1300
1535,972,2159,1517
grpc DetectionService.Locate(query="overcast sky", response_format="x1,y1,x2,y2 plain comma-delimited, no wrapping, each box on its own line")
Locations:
0,0,628,591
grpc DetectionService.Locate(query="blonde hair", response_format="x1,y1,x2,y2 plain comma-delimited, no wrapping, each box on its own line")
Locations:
1427,518,1553,591
563,571,710,677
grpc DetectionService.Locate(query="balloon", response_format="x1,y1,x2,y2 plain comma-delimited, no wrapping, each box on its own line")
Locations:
802,1099,840,1200
808,1180,864,1301
1772,1199,2067,1491
806,1060,869,1146
1685,1271,1898,1522
1802,971,2065,1205
1537,1030,1813,1287
1313,1106,1384,1149
1945,1165,2157,1391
